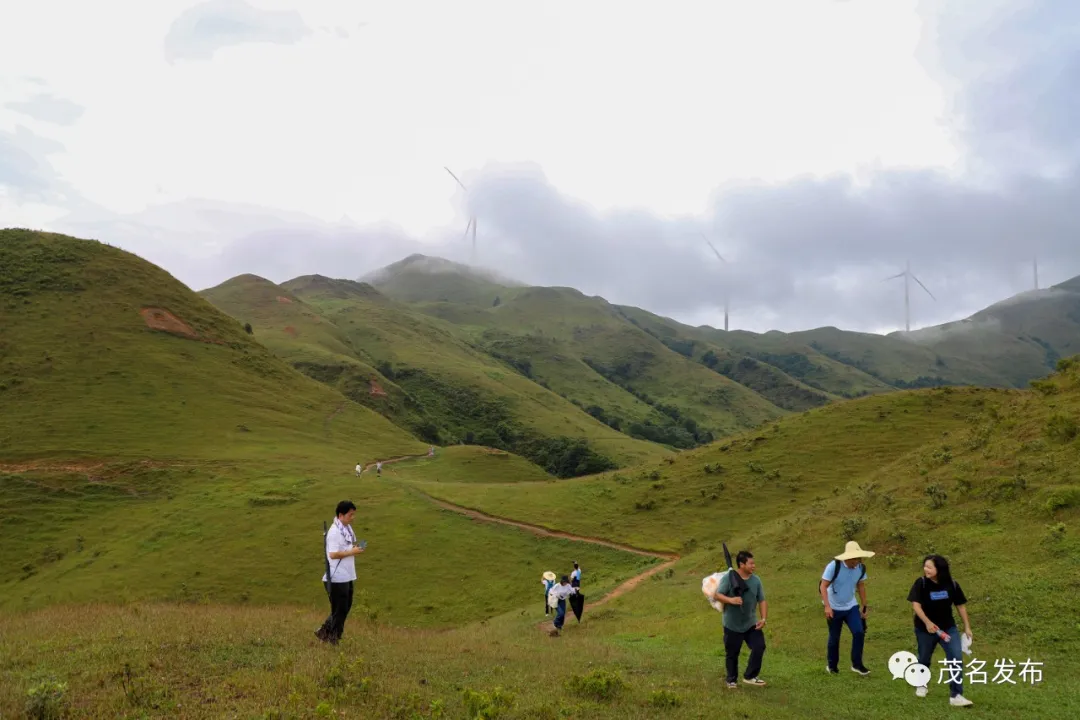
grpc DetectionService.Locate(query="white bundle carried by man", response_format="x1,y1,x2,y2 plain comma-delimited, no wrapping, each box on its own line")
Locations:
701,571,729,613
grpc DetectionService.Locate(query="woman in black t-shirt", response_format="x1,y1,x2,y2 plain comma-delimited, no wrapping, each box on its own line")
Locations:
906,554,974,707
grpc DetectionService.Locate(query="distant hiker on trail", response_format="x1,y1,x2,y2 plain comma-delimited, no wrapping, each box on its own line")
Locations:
907,554,974,707
570,562,581,588
542,571,557,615
376,461,383,477
710,550,768,688
355,462,362,477
316,500,365,645
820,541,874,677
547,575,579,636
428,445,435,457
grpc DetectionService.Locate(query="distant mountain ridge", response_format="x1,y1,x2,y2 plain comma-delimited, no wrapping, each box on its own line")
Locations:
196,251,1079,472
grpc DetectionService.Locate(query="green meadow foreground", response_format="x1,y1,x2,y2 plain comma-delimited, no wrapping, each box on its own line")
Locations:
2,231,1079,718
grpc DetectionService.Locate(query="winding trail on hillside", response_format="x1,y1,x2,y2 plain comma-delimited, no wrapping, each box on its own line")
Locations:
362,452,682,611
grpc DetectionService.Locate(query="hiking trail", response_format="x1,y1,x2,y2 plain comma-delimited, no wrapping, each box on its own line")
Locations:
364,452,682,612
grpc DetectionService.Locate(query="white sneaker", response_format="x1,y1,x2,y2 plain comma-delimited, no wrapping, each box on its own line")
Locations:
916,686,928,698
950,695,974,707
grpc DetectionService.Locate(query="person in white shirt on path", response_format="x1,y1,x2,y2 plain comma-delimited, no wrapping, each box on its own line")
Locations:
570,562,581,588
315,500,364,645
354,463,362,477
548,575,579,636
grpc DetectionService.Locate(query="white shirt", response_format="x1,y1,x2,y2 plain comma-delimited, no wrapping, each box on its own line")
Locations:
322,520,357,583
355,464,362,473
571,568,581,581
548,583,578,604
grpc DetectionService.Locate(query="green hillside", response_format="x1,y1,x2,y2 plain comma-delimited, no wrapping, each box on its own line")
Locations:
0,229,422,462
369,264,788,444
4,234,1079,718
277,274,668,473
0,229,652,622
199,274,436,439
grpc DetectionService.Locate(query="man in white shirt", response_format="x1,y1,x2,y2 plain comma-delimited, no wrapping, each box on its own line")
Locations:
570,562,581,588
354,463,362,477
548,575,579,636
315,500,365,645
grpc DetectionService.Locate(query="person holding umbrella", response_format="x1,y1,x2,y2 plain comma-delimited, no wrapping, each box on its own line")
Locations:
547,575,579,636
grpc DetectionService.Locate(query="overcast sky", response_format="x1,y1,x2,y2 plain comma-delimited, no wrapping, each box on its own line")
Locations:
2,0,1078,333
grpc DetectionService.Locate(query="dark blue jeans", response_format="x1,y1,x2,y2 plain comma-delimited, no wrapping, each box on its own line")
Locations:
916,625,963,697
826,607,865,669
554,599,567,629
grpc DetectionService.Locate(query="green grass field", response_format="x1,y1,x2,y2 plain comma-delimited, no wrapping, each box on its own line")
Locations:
3,230,1079,719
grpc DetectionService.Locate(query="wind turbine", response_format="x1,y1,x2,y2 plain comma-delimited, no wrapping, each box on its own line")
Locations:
444,166,477,264
1034,256,1039,290
702,233,730,331
886,260,935,332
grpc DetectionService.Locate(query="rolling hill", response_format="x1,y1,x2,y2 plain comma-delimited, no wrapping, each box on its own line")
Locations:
0,229,653,625
367,253,1080,398
201,272,668,475
0,229,423,462
3,230,1079,719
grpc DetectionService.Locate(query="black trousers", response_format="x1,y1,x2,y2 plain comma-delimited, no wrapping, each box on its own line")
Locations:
723,627,766,682
317,581,354,644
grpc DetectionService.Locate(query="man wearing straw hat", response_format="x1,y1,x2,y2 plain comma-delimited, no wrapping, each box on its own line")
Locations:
819,540,874,676
541,571,557,615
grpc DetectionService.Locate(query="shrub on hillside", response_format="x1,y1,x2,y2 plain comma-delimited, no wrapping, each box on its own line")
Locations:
925,484,948,509
1045,413,1078,443
841,516,867,540
462,686,515,719
565,669,627,702
24,678,69,720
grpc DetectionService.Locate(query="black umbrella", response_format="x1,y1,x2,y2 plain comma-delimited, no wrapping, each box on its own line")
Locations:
723,542,747,596
569,591,585,622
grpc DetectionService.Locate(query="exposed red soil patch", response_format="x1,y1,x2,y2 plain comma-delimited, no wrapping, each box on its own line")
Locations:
283,325,298,337
369,379,387,396
276,296,293,304
140,307,199,339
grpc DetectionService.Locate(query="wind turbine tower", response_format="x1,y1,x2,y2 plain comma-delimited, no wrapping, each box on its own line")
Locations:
702,234,731,331
444,167,477,264
886,260,935,332
1034,256,1039,290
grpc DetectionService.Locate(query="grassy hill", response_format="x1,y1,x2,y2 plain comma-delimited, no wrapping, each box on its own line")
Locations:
0,229,653,620
277,274,668,473
3,234,1079,718
0,229,423,462
199,274,436,439
367,261,790,445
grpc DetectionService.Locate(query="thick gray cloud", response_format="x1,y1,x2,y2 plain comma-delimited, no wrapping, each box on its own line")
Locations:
4,93,85,126
446,0,1080,332
163,0,311,63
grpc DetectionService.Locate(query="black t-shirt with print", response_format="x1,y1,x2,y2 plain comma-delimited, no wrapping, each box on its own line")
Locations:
907,577,968,631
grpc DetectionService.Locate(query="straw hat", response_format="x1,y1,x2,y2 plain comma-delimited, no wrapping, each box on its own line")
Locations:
835,541,875,561
542,570,557,581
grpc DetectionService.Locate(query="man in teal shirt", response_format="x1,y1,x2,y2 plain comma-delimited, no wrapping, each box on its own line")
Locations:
712,550,768,688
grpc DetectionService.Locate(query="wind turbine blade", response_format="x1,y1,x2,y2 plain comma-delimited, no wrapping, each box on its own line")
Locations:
702,235,727,263
444,166,468,192
884,272,905,281
911,274,936,301
461,216,474,243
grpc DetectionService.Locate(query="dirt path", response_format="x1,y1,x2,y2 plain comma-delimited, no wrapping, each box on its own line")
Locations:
415,492,680,611
362,452,683,611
